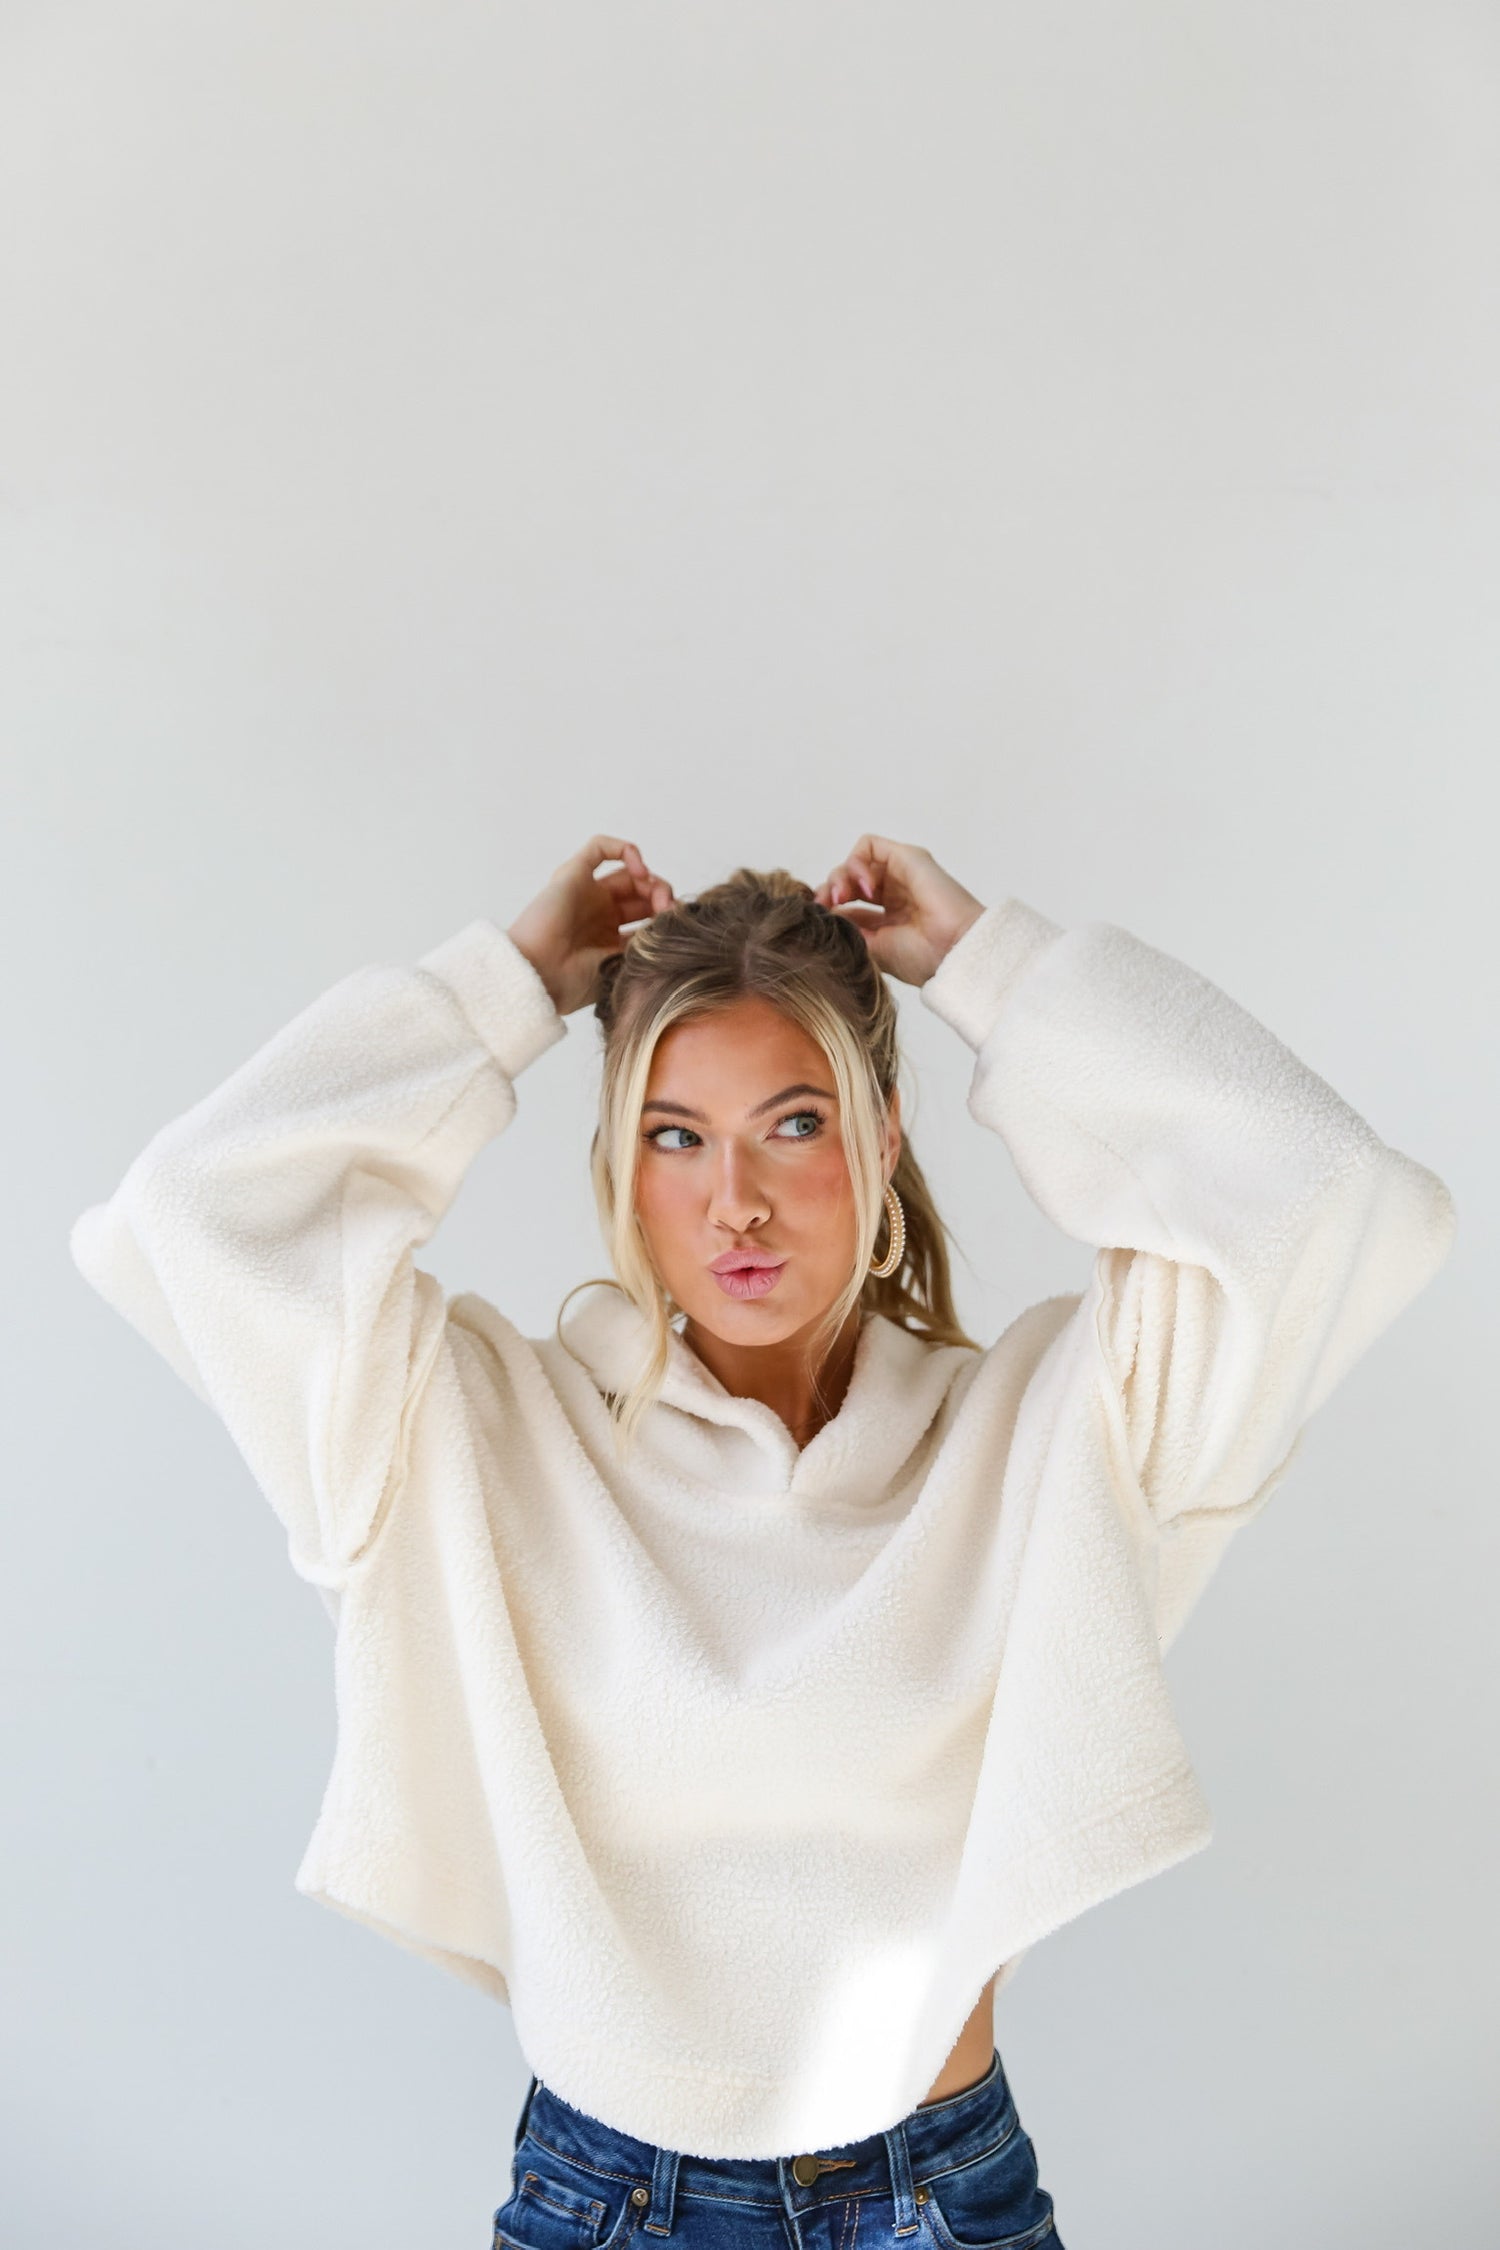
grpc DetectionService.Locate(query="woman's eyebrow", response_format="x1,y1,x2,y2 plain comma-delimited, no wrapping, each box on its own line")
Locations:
641,1082,837,1123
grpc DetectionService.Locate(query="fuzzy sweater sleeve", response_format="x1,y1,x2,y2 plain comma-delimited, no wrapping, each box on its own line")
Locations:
920,899,1457,1532
68,920,567,1587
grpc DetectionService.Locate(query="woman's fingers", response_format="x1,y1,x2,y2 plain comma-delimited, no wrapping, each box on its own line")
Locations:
819,848,892,911
614,843,671,908
580,833,639,867
596,865,657,905
816,862,865,907
579,841,672,898
574,835,664,899
817,833,903,908
587,849,674,930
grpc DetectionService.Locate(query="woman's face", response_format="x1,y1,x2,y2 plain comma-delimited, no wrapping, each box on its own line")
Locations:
632,995,900,1350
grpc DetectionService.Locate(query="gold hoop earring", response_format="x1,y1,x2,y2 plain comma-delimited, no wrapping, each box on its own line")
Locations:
869,1182,905,1278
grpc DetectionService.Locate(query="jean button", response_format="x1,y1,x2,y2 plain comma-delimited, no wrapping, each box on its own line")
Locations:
631,2189,649,2207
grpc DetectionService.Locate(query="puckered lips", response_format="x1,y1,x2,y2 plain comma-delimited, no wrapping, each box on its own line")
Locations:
708,1246,787,1300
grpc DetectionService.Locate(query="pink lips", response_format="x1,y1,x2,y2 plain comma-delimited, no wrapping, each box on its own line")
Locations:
710,1257,787,1300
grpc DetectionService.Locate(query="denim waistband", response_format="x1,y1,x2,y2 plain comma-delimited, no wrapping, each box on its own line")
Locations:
514,2050,1019,2236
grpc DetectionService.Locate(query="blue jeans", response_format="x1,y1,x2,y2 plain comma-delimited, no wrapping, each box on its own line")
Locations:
494,2050,1062,2250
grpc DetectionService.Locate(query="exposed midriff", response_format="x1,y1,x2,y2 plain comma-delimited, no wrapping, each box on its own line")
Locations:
917,1974,997,2107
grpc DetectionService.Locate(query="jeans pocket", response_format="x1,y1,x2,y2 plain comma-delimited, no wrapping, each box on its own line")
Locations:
919,2120,1057,2250
493,2161,612,2250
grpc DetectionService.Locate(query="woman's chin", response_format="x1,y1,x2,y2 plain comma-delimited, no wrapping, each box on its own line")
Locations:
685,1299,797,1342
679,1289,840,1350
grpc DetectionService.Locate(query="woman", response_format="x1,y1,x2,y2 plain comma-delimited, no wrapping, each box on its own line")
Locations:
70,833,1455,2246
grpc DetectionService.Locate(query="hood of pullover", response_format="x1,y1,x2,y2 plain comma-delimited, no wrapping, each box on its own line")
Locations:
549,1280,981,1509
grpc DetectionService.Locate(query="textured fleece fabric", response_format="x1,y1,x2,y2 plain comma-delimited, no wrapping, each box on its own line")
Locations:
68,898,1456,2159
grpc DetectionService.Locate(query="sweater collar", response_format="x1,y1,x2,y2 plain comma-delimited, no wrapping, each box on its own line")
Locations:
557,1284,967,1501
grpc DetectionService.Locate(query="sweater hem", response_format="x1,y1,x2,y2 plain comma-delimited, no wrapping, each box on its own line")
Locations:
290,1756,1212,2160
293,1868,514,2006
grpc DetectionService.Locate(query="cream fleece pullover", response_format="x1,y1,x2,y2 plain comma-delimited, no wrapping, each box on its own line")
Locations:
68,898,1456,2159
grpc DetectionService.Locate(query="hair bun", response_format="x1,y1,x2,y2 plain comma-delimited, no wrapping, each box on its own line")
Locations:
695,865,816,912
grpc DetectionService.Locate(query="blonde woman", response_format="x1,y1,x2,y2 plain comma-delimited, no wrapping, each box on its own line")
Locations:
70,834,1455,2248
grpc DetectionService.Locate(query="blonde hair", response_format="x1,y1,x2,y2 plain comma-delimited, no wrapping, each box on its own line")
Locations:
555,865,980,1452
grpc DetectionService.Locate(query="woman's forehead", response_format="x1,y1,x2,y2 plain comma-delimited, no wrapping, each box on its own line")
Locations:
645,998,830,1095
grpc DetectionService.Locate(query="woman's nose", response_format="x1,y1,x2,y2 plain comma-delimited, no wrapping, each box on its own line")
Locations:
707,1147,770,1229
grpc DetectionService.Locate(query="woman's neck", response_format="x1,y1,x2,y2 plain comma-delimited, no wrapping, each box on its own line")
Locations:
680,1306,865,1449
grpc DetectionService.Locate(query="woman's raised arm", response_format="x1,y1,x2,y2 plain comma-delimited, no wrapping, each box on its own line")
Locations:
68,837,671,1590
818,837,1455,1601
916,893,1456,1556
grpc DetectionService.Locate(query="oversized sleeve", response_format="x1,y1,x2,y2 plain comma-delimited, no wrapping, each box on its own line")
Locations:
68,918,567,1589
920,898,1457,1552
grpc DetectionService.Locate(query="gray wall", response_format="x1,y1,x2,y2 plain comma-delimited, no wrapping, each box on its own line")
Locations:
5,5,1495,2244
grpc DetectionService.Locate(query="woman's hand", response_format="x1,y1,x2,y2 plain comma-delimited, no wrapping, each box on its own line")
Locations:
508,836,674,1016
814,837,985,987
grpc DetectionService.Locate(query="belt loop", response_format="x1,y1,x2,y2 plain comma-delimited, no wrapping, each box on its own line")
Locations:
514,2075,539,2153
643,2144,680,2236
883,2121,920,2236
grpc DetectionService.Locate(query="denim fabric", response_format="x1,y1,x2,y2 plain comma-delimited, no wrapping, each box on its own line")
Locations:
493,2051,1062,2250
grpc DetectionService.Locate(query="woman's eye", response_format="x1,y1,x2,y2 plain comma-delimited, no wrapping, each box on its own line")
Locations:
645,1111,825,1151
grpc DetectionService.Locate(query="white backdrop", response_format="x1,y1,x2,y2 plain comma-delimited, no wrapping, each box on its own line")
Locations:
5,5,1496,2245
